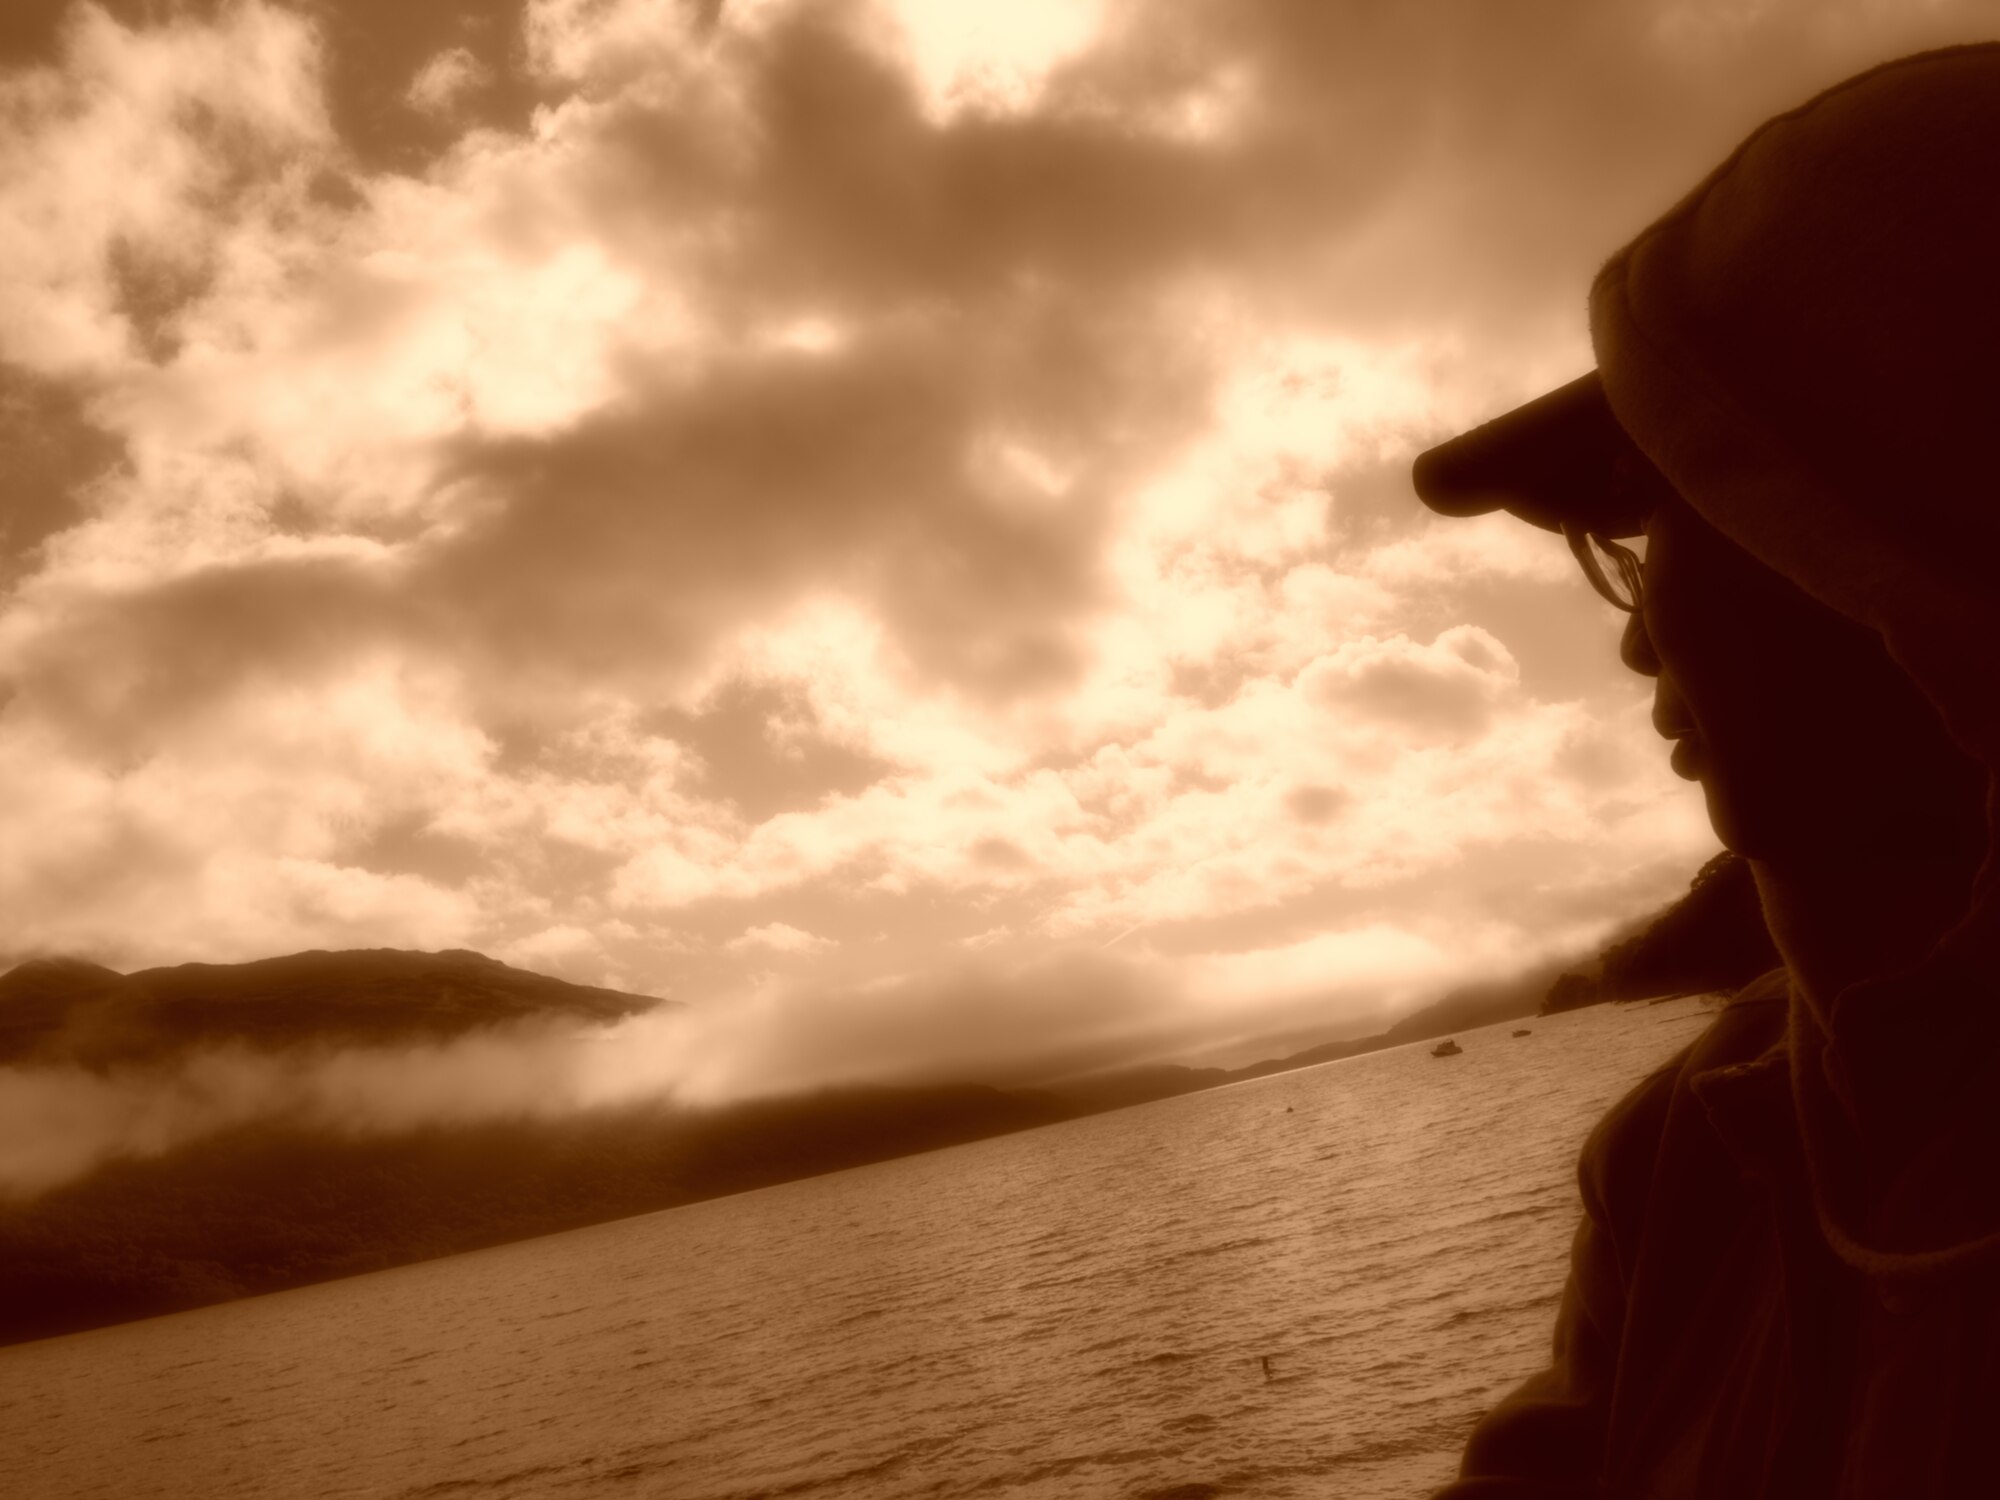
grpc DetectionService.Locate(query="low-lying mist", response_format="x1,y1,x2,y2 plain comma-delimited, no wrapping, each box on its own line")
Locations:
2,941,1456,1199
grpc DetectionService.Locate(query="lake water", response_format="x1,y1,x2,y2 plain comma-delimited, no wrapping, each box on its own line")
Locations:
0,996,1718,1500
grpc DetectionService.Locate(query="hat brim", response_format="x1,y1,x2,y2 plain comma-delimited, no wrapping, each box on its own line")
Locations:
1410,371,1671,538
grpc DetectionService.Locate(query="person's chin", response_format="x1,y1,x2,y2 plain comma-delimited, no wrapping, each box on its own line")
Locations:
1703,801,1766,860
1680,748,1761,858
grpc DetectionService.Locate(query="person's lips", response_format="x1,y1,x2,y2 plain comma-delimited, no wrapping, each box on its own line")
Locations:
1651,682,1701,779
1668,733,1703,781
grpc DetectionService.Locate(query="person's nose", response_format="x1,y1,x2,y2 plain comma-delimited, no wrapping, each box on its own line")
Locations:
1620,609,1661,677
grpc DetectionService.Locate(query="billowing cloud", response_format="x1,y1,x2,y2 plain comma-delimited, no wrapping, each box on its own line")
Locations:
1302,626,1518,740
405,45,490,118
3,0,1988,1114
726,920,833,954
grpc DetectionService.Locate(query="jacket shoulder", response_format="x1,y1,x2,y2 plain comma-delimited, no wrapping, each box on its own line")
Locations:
1577,976,1789,1233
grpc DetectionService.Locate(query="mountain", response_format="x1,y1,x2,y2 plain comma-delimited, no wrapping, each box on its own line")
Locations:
0,956,124,1061
0,954,124,1003
0,947,669,1065
0,945,1073,1345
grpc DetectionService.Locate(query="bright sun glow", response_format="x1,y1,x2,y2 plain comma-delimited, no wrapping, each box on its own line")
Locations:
876,0,1109,117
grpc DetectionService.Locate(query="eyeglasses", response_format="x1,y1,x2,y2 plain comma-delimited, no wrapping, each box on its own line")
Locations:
1563,523,1645,613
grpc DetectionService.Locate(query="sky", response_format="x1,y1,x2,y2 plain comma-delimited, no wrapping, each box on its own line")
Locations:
3,0,1994,1097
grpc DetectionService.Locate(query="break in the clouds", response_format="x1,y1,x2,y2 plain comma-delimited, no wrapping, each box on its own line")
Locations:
2,0,1990,1078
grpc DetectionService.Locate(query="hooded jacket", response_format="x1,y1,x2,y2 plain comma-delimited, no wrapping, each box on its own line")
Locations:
1437,45,2000,1498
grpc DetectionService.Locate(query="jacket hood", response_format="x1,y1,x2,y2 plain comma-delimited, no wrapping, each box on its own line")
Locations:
1590,44,2000,1277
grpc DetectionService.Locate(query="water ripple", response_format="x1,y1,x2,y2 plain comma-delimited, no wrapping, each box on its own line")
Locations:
0,997,1716,1500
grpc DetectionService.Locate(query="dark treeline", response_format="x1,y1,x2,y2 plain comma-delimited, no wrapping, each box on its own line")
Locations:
1543,851,1777,1014
0,1084,1066,1346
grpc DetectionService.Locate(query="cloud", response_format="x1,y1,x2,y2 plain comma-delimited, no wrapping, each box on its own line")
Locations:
3,0,1988,1099
424,314,1140,701
876,0,1110,120
0,1,333,378
726,921,834,954
495,921,608,968
1301,627,1519,741
405,45,491,118
0,647,492,965
0,364,122,588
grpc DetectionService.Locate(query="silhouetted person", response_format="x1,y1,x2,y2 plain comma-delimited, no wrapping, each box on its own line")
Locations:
1411,45,2000,1498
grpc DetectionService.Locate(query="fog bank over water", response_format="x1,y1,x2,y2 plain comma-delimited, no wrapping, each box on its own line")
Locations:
0,928,1515,1196
0,1021,585,1197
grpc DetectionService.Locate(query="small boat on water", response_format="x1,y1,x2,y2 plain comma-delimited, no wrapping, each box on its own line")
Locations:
1431,1039,1463,1057
1512,1029,1532,1038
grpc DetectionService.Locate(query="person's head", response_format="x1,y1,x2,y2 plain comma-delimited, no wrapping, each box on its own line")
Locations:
1608,490,1981,869
1413,46,2000,895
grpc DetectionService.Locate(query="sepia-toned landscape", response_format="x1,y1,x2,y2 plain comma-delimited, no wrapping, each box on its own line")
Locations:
7,2,1998,1497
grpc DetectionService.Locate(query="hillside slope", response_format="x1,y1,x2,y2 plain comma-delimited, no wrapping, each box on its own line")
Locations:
0,947,667,1065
